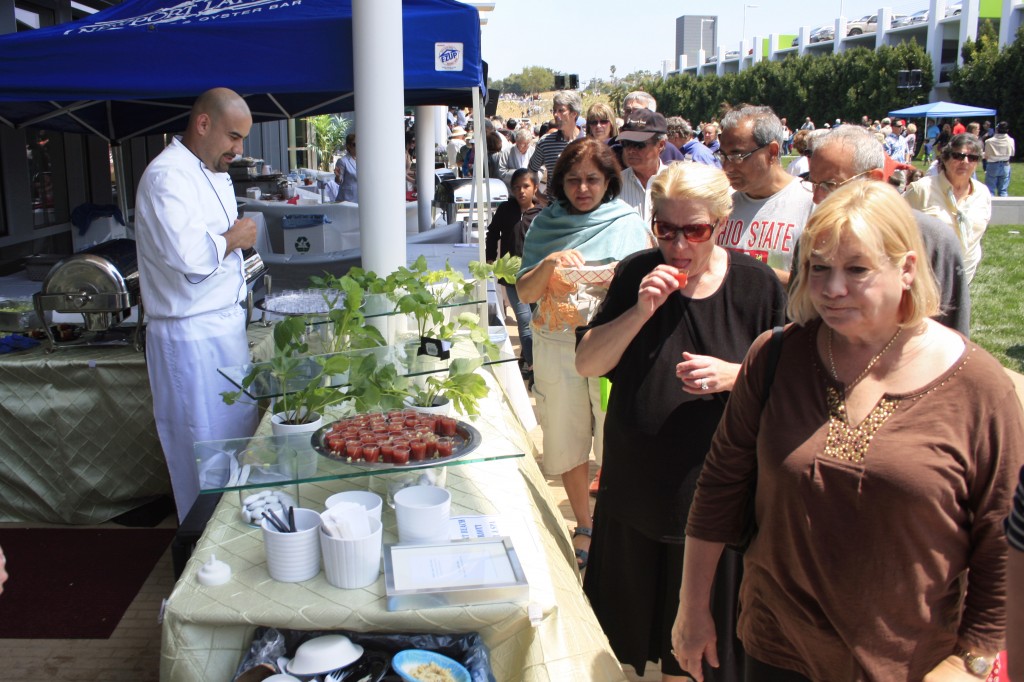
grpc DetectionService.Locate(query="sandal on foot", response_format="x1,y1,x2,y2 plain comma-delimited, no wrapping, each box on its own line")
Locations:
573,526,592,571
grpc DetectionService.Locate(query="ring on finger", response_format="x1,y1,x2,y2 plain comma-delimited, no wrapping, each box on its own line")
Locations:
699,378,709,391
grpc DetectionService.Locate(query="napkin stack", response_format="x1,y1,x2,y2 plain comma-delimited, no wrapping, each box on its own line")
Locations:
322,502,372,539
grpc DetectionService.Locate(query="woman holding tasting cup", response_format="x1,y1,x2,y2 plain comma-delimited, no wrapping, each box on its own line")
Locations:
671,181,1024,681
575,162,786,681
516,137,651,573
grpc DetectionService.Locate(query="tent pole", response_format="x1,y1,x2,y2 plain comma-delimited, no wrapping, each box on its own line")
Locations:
111,141,129,229
472,88,488,328
414,105,434,232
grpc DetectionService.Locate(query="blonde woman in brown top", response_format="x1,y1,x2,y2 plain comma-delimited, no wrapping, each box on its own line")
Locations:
672,181,1024,681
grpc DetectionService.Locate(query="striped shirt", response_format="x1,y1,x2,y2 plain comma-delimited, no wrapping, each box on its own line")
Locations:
528,128,585,181
619,163,665,221
1008,465,1024,551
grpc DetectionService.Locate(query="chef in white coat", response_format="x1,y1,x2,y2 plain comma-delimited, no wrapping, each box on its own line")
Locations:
135,87,259,522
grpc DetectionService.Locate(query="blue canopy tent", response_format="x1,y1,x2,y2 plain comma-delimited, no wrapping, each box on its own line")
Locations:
0,0,484,141
888,101,997,119
888,101,998,144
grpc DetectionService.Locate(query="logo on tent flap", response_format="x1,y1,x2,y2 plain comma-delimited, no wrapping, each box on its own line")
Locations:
63,0,299,35
436,43,463,72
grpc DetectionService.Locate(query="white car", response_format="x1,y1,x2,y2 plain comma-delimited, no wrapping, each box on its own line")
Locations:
945,2,962,17
847,15,877,36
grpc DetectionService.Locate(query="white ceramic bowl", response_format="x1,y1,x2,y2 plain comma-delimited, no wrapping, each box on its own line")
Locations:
286,634,364,676
392,649,470,682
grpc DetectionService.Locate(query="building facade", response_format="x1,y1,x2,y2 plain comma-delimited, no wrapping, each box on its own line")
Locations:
676,0,1023,102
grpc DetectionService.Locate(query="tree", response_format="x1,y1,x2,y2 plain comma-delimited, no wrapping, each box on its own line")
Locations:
307,114,350,171
644,42,931,129
951,23,1024,159
516,66,555,95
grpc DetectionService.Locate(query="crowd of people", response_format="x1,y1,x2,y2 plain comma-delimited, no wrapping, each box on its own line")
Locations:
478,90,1024,681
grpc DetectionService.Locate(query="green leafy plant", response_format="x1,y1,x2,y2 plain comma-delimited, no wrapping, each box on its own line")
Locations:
308,273,387,352
343,353,489,416
408,357,489,415
221,315,352,425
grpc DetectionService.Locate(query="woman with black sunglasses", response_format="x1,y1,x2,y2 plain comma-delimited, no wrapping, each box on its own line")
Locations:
904,132,992,282
575,162,786,682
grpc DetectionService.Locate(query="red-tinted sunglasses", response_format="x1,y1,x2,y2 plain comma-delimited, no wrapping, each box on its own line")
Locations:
653,219,716,243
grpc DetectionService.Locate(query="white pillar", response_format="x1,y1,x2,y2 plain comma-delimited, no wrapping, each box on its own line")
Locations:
415,105,435,232
353,0,406,276
999,0,1018,48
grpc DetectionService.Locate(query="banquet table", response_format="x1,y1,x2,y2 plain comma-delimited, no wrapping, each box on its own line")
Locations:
159,371,625,681
0,323,274,524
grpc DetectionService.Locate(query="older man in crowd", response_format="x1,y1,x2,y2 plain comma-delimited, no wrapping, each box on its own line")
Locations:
666,117,720,167
701,122,720,153
715,104,814,284
806,125,971,335
618,109,667,221
529,90,585,192
618,91,684,164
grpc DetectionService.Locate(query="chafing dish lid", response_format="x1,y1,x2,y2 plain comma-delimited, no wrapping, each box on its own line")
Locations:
41,238,138,297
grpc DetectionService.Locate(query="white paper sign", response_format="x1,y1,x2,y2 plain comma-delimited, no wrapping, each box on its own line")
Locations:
390,541,516,591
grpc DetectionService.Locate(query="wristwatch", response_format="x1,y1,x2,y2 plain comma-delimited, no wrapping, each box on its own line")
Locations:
955,647,993,678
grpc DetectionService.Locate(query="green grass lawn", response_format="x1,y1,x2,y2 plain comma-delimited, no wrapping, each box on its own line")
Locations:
969,225,1024,372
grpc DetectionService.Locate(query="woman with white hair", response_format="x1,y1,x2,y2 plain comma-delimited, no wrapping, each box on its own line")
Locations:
498,127,535,188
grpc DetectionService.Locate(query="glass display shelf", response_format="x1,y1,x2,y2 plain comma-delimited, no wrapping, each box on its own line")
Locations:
195,416,525,494
256,290,486,324
219,339,517,401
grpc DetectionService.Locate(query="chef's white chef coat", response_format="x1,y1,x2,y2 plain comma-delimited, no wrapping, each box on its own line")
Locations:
135,137,246,319
135,137,257,521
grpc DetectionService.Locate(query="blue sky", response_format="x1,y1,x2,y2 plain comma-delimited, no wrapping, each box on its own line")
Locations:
479,0,934,81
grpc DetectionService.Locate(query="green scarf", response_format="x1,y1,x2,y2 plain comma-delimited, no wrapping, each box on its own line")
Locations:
518,198,651,275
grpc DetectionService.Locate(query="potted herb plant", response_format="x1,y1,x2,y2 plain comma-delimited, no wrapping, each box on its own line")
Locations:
221,315,352,435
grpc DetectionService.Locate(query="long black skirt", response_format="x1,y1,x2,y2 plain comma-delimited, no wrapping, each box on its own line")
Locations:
583,510,746,680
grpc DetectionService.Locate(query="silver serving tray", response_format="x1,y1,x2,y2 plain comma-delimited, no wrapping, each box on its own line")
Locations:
310,418,481,470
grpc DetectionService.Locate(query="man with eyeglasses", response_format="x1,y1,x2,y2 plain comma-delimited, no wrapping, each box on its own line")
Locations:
715,105,814,284
618,109,667,221
529,90,585,195
805,125,970,335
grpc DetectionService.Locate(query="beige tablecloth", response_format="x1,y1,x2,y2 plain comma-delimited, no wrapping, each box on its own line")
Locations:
160,372,626,681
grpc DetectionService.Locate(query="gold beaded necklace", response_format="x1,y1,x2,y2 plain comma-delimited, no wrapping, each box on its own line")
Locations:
827,326,903,393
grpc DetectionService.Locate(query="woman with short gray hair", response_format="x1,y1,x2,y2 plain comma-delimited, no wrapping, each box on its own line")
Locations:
904,133,992,281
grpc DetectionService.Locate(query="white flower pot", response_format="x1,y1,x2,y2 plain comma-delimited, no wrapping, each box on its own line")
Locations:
270,411,323,436
403,396,452,416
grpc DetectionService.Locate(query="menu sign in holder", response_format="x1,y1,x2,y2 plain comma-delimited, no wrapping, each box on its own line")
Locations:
382,537,529,612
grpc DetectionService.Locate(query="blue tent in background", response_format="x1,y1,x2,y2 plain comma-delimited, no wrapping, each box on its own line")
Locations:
888,101,997,119
0,0,484,141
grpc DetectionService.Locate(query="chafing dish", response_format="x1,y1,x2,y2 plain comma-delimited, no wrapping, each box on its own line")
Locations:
32,238,144,352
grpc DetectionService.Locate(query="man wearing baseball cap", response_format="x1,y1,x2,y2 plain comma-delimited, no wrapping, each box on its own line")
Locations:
617,108,668,221
884,119,909,163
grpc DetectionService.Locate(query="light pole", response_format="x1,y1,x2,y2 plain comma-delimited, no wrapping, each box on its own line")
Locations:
700,18,714,55
742,4,759,46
